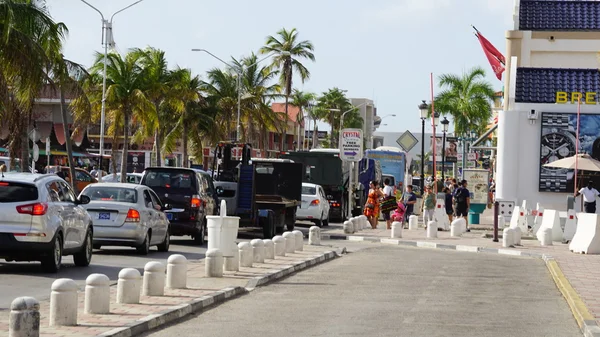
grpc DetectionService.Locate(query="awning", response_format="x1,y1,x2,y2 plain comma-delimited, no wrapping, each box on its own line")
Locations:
54,123,65,145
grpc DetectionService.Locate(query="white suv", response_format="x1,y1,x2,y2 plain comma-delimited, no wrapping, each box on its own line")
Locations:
0,172,93,272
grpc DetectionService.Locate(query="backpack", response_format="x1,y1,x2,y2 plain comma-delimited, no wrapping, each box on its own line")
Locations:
455,188,467,204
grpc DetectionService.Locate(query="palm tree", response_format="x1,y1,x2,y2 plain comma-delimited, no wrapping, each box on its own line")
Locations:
290,90,316,150
201,68,238,140
260,28,315,151
433,67,496,136
89,51,155,182
317,88,357,148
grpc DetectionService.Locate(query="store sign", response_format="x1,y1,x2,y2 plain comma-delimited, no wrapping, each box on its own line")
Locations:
462,169,489,204
339,128,363,162
556,91,600,104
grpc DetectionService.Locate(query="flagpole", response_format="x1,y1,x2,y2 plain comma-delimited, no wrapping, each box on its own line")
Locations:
431,72,437,194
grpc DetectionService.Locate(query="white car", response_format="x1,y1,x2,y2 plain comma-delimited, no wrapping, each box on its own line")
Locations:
100,173,142,184
79,183,170,255
296,183,330,227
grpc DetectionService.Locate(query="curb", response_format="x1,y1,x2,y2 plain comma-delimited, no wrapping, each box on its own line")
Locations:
94,249,340,337
323,233,599,337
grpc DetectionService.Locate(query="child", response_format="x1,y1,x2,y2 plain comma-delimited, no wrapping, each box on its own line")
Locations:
391,201,406,223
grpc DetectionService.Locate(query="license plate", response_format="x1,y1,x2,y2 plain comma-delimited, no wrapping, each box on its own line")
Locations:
98,212,110,220
166,213,173,220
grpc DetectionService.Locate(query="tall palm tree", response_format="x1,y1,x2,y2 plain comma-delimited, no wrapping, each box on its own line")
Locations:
260,28,315,151
290,89,316,150
317,88,357,148
434,67,496,136
89,51,155,182
201,68,238,140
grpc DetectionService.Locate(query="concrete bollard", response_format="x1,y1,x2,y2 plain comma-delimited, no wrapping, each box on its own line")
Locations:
359,215,367,229
350,217,360,232
142,261,165,296
450,219,462,237
238,242,253,267
117,268,141,304
166,254,187,289
205,248,224,277
282,232,296,254
9,297,40,337
273,235,286,256
502,228,514,248
263,239,275,259
513,227,522,246
540,228,553,246
343,221,354,234
84,274,110,314
49,278,78,327
427,221,437,238
408,215,418,230
309,226,321,245
224,248,239,272
292,230,304,251
250,239,265,264
391,221,403,238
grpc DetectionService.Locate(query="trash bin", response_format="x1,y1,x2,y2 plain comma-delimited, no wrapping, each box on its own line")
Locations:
207,200,240,258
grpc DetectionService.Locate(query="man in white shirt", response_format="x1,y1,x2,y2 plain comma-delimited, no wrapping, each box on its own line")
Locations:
382,179,394,229
575,181,600,213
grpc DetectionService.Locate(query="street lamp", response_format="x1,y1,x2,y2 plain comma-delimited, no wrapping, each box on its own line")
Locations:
80,0,146,179
418,100,429,192
441,117,449,181
191,49,284,142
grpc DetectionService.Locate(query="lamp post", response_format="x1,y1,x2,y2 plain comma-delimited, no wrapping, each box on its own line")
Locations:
191,49,282,142
441,117,449,181
80,0,146,179
418,100,429,193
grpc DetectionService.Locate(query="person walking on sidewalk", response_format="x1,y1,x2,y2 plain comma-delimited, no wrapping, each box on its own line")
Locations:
422,185,436,226
364,180,384,229
575,180,600,213
403,185,417,227
382,179,395,230
443,187,454,222
454,180,471,232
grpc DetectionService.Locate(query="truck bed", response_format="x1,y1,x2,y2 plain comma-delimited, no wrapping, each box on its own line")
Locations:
255,194,299,207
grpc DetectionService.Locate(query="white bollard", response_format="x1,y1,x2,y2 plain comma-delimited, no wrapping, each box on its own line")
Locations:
450,220,462,237
502,228,514,248
142,261,165,296
263,239,275,259
84,274,110,314
513,227,522,246
282,232,296,254
117,268,141,304
391,221,403,238
292,230,304,251
238,242,253,267
408,215,418,230
166,254,188,289
250,239,265,264
498,215,506,228
309,226,321,245
223,248,239,272
273,235,286,256
350,217,360,232
359,215,368,229
427,221,437,238
9,297,40,337
205,248,224,277
343,221,354,234
49,278,78,327
540,228,553,246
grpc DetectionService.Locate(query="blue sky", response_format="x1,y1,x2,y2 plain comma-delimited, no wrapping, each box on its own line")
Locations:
46,0,514,134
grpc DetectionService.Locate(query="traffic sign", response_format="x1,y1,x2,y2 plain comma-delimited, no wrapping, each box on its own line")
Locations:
396,131,418,152
32,144,39,162
339,128,363,162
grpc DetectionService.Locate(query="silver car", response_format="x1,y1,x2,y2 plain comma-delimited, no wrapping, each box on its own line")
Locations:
0,172,93,272
79,183,171,255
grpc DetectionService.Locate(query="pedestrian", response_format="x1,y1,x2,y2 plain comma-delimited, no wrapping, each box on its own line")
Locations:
363,180,384,229
381,179,395,230
451,178,458,193
454,179,471,232
403,184,417,227
575,181,599,213
422,185,436,226
90,165,98,178
443,187,454,222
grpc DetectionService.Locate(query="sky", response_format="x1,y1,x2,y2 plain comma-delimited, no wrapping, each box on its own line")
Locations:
46,0,515,134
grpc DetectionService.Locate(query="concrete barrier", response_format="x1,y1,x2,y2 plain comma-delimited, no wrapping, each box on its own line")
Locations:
498,215,506,229
502,228,514,248
540,228,553,246
166,254,187,289
142,261,165,296
224,247,239,272
450,218,463,237
205,249,224,277
9,297,40,337
532,207,544,234
308,226,321,245
49,278,78,327
427,221,437,238
250,239,265,264
408,215,418,230
292,230,304,251
84,274,110,314
263,239,275,259
282,232,296,254
343,221,354,234
117,268,141,304
570,213,600,254
273,235,286,256
510,206,528,234
360,215,368,229
536,209,563,242
435,199,449,230
391,221,402,238
513,227,522,246
563,209,577,242
238,242,253,268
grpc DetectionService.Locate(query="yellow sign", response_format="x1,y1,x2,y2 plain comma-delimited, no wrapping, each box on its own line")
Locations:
556,91,598,104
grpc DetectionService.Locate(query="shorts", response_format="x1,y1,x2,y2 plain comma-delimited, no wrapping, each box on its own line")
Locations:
446,209,454,215
455,206,468,217
383,211,391,220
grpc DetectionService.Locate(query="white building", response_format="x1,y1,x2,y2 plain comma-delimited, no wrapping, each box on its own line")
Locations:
350,98,376,149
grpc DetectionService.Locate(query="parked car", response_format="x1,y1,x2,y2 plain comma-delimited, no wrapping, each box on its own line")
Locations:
79,183,170,254
296,183,330,227
100,173,143,184
46,166,97,193
0,172,93,272
140,167,216,245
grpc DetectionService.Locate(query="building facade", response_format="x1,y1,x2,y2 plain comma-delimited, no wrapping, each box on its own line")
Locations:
350,98,377,149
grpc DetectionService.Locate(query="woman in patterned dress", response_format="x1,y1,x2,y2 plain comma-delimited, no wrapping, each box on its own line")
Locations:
364,180,384,229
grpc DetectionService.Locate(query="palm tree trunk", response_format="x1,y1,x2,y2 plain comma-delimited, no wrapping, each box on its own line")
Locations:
312,120,318,149
329,112,334,148
154,102,161,167
282,94,289,151
120,110,130,183
59,86,77,191
182,120,189,168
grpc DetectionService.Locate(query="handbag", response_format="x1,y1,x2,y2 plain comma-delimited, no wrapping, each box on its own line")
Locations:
365,203,375,209
380,195,397,213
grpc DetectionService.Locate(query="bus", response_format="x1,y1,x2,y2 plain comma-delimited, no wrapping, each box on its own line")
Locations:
365,146,407,192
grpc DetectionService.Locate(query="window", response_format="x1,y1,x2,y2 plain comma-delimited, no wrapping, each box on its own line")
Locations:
47,181,64,202
204,175,215,195
75,170,92,182
148,190,163,208
0,182,38,202
143,190,154,209
59,182,77,203
82,187,137,203
302,186,317,195
143,169,196,190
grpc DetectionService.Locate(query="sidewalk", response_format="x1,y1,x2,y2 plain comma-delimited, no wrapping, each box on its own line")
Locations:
0,245,337,337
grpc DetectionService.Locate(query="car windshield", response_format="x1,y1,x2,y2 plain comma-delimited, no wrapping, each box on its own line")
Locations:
82,187,137,203
0,181,38,202
143,170,195,190
302,186,316,195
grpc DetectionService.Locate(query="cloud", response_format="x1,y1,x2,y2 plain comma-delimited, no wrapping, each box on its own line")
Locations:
362,0,452,25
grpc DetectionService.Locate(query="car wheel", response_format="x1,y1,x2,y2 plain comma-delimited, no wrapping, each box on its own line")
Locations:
314,212,323,228
41,234,62,273
323,212,330,227
157,229,170,252
73,230,93,267
136,232,151,255
193,222,205,245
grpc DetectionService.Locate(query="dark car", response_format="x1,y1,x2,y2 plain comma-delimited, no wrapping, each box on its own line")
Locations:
140,167,217,245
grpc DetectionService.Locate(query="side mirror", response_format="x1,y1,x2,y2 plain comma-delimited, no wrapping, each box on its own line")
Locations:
162,203,172,211
77,195,91,205
215,186,224,197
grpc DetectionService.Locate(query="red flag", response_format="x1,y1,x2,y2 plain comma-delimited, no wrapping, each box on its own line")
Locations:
476,31,505,65
475,31,505,81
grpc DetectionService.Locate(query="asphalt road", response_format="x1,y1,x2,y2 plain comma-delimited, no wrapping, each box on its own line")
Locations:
145,245,581,337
